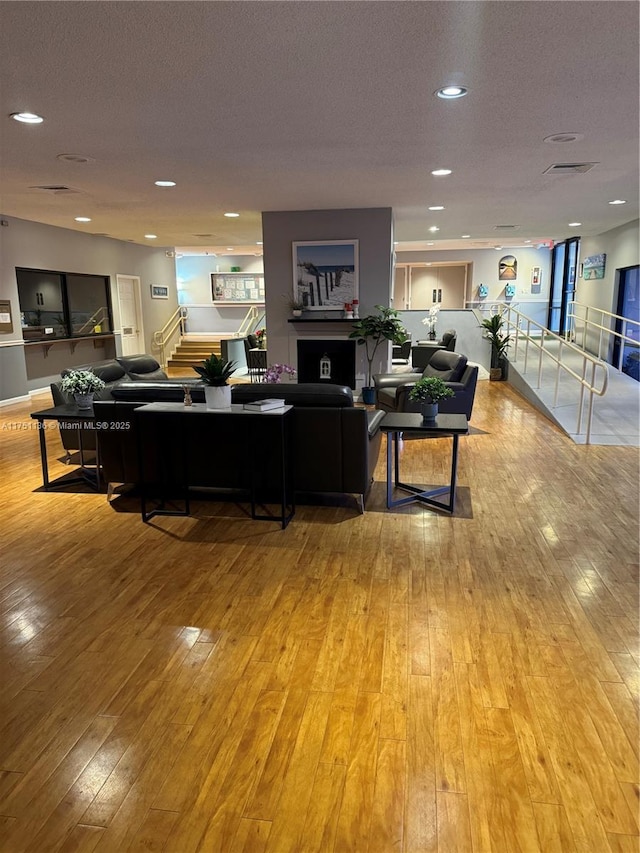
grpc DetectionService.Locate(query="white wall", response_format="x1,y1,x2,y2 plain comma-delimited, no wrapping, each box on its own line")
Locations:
396,245,552,326
0,215,178,399
176,254,264,334
576,219,639,315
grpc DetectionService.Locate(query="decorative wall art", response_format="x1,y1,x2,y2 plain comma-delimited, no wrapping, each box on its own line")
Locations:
292,240,358,311
581,254,606,280
150,285,169,299
498,255,517,281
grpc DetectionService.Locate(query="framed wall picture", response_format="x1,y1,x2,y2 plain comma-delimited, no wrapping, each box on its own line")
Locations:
292,240,358,311
150,285,169,299
498,255,517,281
582,254,606,280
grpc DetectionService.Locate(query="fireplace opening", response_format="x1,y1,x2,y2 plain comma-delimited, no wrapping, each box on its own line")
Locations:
297,339,356,389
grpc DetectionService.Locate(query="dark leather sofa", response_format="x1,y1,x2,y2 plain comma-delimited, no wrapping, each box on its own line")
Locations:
374,350,478,419
94,382,384,510
49,354,184,458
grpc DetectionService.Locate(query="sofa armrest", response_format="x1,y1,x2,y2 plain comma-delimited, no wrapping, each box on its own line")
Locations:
373,372,418,391
367,409,385,437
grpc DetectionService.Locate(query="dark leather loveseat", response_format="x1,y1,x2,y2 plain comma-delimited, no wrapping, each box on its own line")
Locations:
94,382,384,510
49,354,184,459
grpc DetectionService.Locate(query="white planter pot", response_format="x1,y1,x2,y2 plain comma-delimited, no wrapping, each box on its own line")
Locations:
74,392,95,409
204,385,231,409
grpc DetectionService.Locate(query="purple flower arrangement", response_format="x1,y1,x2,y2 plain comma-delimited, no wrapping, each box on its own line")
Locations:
264,363,297,383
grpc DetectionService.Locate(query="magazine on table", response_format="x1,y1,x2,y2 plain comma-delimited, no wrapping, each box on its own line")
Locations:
242,398,286,412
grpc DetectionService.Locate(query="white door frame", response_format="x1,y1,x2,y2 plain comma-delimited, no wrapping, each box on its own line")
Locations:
116,274,145,355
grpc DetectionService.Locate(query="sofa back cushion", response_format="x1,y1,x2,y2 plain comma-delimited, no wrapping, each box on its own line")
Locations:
116,354,167,381
246,333,259,350
423,351,468,382
231,383,354,408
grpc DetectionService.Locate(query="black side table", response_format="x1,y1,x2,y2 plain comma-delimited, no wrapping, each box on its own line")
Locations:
30,404,101,491
379,412,469,513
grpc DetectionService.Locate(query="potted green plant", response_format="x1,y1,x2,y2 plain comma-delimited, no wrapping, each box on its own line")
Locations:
193,353,237,409
289,297,305,317
349,305,406,404
481,313,511,380
408,376,455,422
60,369,106,409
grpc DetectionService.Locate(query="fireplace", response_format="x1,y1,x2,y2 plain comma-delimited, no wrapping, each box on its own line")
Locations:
297,339,356,389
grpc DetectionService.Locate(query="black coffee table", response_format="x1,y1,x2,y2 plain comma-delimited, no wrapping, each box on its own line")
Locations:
379,412,469,512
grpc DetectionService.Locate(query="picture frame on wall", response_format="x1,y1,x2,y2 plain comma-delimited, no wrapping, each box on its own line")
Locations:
150,285,169,299
292,240,358,311
582,254,606,280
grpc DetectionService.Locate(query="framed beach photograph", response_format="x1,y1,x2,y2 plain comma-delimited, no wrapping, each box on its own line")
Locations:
582,253,606,280
150,285,169,299
292,240,358,311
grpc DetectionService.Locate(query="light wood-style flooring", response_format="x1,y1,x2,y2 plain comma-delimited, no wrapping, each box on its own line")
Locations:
0,381,638,852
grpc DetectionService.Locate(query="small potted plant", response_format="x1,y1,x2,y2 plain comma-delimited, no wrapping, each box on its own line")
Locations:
60,369,106,409
408,376,455,422
193,353,237,409
264,363,297,383
289,298,305,317
481,313,511,380
349,305,406,404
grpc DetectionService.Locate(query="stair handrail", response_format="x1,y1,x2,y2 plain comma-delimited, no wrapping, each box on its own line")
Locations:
152,306,188,368
236,304,266,338
501,305,609,444
74,306,110,336
567,300,640,370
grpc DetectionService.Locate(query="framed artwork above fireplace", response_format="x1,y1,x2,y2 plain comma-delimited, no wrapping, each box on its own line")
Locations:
292,240,358,312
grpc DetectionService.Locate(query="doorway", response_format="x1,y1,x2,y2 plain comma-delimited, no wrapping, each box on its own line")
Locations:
548,237,579,335
613,265,640,380
116,275,145,356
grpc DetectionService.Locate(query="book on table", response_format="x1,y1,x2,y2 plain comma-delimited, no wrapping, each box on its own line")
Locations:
243,398,286,412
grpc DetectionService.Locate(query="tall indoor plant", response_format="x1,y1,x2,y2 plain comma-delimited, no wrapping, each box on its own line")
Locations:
349,305,406,404
193,353,237,408
481,313,511,380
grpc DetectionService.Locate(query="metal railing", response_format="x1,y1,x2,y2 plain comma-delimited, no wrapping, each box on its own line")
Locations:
236,305,265,338
567,301,640,371
74,306,110,336
152,306,188,368
499,305,609,444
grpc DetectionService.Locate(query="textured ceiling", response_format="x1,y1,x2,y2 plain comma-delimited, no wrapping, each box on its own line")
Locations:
0,1,638,256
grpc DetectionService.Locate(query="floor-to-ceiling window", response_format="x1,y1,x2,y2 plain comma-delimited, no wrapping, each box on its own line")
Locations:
548,237,579,334
613,265,640,381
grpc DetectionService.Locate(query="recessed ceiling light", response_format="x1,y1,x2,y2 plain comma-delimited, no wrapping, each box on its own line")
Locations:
10,111,44,124
431,169,452,177
226,247,234,251
74,216,91,222
494,246,503,250
543,132,583,144
429,226,440,232
435,86,468,100
256,241,263,245
224,212,240,218
524,239,532,243
428,205,445,211
145,234,157,239
568,222,582,227
608,199,626,205
154,180,176,187
57,153,94,164
461,234,470,238
427,241,435,246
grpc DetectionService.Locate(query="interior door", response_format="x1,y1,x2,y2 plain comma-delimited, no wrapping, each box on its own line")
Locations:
116,275,144,355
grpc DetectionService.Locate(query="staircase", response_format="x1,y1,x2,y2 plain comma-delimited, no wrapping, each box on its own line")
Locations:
166,336,230,371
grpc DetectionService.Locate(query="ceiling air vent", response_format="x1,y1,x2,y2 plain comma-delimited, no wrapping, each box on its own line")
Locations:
494,224,519,231
543,163,598,175
30,184,81,194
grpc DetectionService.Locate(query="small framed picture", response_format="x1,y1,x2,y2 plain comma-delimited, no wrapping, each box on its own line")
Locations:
150,285,169,299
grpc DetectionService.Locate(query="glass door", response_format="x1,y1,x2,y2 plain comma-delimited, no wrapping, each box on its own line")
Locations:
613,265,640,380
547,237,579,335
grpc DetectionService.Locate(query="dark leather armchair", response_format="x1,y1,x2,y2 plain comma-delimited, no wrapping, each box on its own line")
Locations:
392,339,412,364
411,329,457,371
374,350,478,419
